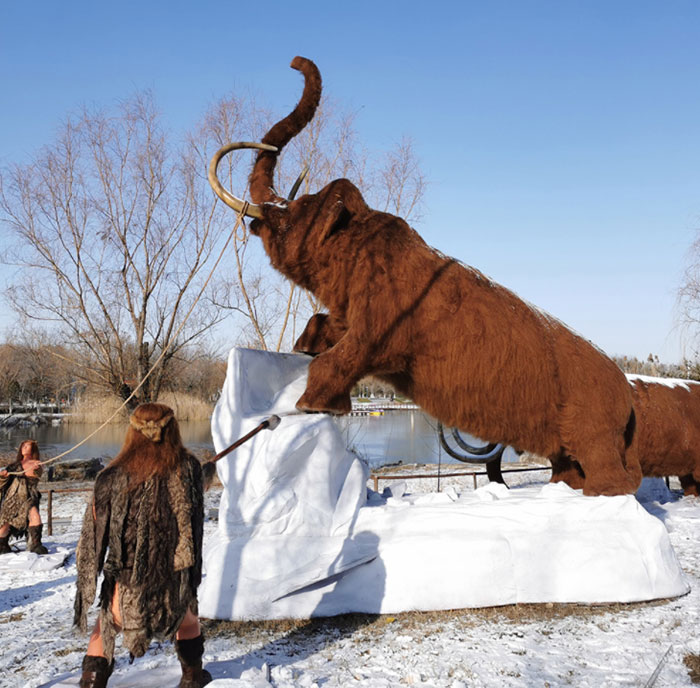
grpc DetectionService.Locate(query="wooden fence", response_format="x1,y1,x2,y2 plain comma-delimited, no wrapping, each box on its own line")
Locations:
39,466,553,536
370,465,551,492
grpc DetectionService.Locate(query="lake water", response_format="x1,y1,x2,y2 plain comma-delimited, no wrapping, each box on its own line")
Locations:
0,410,517,469
0,420,215,463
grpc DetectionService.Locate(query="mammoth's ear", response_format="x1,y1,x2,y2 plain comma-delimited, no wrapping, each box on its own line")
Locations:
317,199,351,245
316,180,367,244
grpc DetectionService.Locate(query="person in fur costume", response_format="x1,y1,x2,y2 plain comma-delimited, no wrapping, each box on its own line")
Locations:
0,439,48,555
73,403,212,688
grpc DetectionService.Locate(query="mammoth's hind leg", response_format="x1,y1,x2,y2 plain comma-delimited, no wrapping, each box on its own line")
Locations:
679,474,700,497
296,332,369,415
548,452,585,490
559,400,641,496
572,438,641,496
293,313,347,356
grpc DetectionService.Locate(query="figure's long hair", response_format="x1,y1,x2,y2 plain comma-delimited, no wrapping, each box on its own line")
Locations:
109,403,188,487
16,439,40,462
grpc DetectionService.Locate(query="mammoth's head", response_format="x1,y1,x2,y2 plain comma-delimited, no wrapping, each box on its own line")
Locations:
247,178,369,284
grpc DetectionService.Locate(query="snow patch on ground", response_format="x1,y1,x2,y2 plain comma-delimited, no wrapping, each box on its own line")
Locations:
0,477,698,687
1,348,698,686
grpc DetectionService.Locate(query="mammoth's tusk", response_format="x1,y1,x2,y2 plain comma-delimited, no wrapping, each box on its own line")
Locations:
208,142,279,219
287,165,309,200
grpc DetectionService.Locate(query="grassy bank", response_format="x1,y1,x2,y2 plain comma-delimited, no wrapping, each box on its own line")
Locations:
66,392,215,423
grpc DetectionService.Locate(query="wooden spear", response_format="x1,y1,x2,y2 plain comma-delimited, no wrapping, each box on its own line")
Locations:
202,414,281,487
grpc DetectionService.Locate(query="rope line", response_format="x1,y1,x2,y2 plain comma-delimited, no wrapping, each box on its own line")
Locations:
4,203,250,476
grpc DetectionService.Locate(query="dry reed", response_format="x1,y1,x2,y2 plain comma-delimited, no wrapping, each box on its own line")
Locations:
157,392,214,421
66,392,214,423
65,395,129,424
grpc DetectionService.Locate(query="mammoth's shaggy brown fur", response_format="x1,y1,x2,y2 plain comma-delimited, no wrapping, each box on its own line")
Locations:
229,57,641,496
626,375,700,496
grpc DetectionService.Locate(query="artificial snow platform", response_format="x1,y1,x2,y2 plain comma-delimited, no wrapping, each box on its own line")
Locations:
198,348,689,620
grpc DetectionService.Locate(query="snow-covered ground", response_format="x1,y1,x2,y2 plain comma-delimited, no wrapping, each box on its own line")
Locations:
1,470,699,688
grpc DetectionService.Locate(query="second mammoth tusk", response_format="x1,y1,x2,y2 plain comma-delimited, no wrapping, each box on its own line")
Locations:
287,165,309,200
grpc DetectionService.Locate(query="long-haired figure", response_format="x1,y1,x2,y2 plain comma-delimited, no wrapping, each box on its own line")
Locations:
0,439,48,555
74,403,211,688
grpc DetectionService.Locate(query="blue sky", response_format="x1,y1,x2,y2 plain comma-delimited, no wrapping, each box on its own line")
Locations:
1,1,699,362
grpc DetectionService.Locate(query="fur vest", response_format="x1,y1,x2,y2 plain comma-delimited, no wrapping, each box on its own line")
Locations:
0,460,42,535
73,455,204,660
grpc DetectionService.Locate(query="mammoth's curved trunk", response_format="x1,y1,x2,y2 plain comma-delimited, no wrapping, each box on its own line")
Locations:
248,56,322,206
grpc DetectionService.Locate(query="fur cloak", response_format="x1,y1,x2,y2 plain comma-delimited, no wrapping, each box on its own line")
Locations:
73,455,204,661
0,460,42,536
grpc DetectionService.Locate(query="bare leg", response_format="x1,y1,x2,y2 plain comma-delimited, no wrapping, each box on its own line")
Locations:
86,618,108,658
0,523,10,553
80,618,114,686
176,608,201,640
28,506,41,526
86,584,123,658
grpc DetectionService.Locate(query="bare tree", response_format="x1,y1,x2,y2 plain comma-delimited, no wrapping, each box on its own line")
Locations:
678,234,700,370
0,93,229,404
0,334,230,410
374,136,426,222
0,332,74,408
1,85,428,404
0,344,23,410
160,345,227,401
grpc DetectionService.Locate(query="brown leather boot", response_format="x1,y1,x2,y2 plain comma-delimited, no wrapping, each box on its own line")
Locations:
28,525,48,555
78,655,112,688
0,536,10,555
175,635,212,687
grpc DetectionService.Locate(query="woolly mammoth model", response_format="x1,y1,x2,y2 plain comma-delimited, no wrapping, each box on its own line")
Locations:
626,374,700,496
209,56,640,497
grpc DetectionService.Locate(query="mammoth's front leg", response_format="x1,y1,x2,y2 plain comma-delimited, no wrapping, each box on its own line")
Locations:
293,313,347,356
296,332,369,415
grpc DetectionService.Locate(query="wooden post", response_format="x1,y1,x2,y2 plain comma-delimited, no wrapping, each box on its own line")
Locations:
47,490,53,536
373,474,379,492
